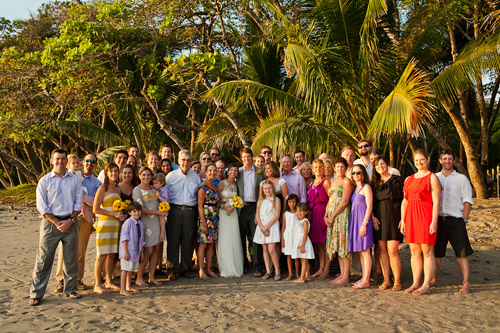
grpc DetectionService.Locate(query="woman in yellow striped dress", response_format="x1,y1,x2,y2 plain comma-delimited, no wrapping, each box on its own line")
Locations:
93,163,126,294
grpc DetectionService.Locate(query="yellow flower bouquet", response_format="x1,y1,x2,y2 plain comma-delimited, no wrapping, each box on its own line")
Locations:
159,202,170,221
112,200,125,212
229,195,244,209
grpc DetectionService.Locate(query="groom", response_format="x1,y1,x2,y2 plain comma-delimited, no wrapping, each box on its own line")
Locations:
237,147,265,276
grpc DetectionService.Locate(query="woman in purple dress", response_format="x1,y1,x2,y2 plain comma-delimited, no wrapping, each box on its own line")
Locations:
307,159,331,279
349,164,374,289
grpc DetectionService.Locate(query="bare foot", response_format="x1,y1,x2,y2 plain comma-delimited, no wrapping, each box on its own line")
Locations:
429,279,438,287
316,273,329,280
311,270,322,278
413,287,431,295
135,281,149,287
459,282,470,294
285,274,293,281
404,284,420,294
293,279,305,283
149,279,162,286
104,283,120,291
120,290,132,296
329,278,350,285
126,288,139,293
93,286,110,294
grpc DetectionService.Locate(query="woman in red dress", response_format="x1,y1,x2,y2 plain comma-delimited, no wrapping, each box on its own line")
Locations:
400,149,441,295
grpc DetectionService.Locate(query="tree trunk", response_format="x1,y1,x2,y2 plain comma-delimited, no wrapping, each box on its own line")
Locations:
442,103,488,198
0,156,14,187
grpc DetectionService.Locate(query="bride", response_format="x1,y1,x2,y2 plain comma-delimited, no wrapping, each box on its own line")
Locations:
217,164,244,277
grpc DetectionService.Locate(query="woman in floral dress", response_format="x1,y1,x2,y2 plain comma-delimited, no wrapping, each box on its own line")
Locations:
197,164,219,280
325,157,354,285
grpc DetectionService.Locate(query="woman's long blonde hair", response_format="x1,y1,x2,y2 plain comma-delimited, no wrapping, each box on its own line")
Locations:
257,180,277,212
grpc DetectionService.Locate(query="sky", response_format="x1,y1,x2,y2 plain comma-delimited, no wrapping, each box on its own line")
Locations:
1,0,48,21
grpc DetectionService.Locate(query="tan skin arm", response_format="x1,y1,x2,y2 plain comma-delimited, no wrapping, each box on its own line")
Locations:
198,187,208,234
463,202,472,220
281,213,287,248
300,220,308,253
429,174,442,234
359,184,373,238
400,176,410,233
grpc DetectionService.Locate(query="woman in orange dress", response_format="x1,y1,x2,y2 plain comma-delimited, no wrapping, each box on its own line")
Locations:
400,149,441,295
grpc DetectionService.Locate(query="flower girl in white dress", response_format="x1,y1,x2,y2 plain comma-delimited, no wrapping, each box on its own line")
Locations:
254,180,282,281
292,203,315,283
281,194,300,280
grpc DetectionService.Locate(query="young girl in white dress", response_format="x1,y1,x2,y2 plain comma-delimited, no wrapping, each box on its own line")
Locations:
281,194,300,280
254,180,282,281
292,203,315,283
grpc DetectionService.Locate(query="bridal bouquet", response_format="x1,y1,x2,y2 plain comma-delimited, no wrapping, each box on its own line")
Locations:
229,195,244,209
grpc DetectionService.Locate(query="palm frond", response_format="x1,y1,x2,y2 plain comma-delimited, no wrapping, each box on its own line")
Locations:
431,31,500,102
367,59,436,138
58,119,127,147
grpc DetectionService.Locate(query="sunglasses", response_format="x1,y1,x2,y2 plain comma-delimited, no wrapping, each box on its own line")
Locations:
358,144,370,149
210,153,219,156
351,171,362,175
262,151,272,154
202,157,211,160
85,159,97,164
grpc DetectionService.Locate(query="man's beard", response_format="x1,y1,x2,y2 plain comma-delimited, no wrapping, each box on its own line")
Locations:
360,151,369,156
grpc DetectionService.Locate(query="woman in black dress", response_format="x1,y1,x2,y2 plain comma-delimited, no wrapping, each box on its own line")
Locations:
372,156,403,291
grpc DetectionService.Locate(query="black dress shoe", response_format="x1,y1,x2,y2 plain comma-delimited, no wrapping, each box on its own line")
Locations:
181,271,195,279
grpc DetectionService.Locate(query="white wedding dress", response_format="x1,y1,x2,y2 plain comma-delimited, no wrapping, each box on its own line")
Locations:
217,180,244,277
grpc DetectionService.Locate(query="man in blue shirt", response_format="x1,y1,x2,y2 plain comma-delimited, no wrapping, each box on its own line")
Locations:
29,149,82,306
165,150,201,279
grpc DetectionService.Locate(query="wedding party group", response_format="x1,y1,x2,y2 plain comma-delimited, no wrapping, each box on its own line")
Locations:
28,140,474,306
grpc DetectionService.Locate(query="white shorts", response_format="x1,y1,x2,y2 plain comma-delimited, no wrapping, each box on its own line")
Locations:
120,258,139,271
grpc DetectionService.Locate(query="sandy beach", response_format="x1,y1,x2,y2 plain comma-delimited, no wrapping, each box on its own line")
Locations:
1,199,500,332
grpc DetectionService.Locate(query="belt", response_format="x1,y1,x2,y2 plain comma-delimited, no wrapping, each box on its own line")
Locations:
171,204,196,211
244,201,256,205
53,215,71,221
439,215,461,220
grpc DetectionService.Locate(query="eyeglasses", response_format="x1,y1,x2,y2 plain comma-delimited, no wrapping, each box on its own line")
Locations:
358,144,370,149
85,159,97,164
202,157,210,160
262,151,272,154
351,171,362,175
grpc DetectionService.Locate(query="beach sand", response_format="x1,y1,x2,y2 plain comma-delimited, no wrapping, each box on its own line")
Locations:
1,199,500,332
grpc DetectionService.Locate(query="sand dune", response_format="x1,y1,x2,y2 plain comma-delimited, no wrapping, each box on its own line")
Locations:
1,199,500,331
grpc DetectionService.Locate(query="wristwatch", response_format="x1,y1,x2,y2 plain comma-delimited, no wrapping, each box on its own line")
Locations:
463,218,468,223
71,217,77,224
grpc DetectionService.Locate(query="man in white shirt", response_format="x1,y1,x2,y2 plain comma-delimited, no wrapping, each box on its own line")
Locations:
293,150,305,170
353,139,373,180
237,148,265,276
165,150,202,279
433,149,474,294
97,150,128,183
29,149,82,305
